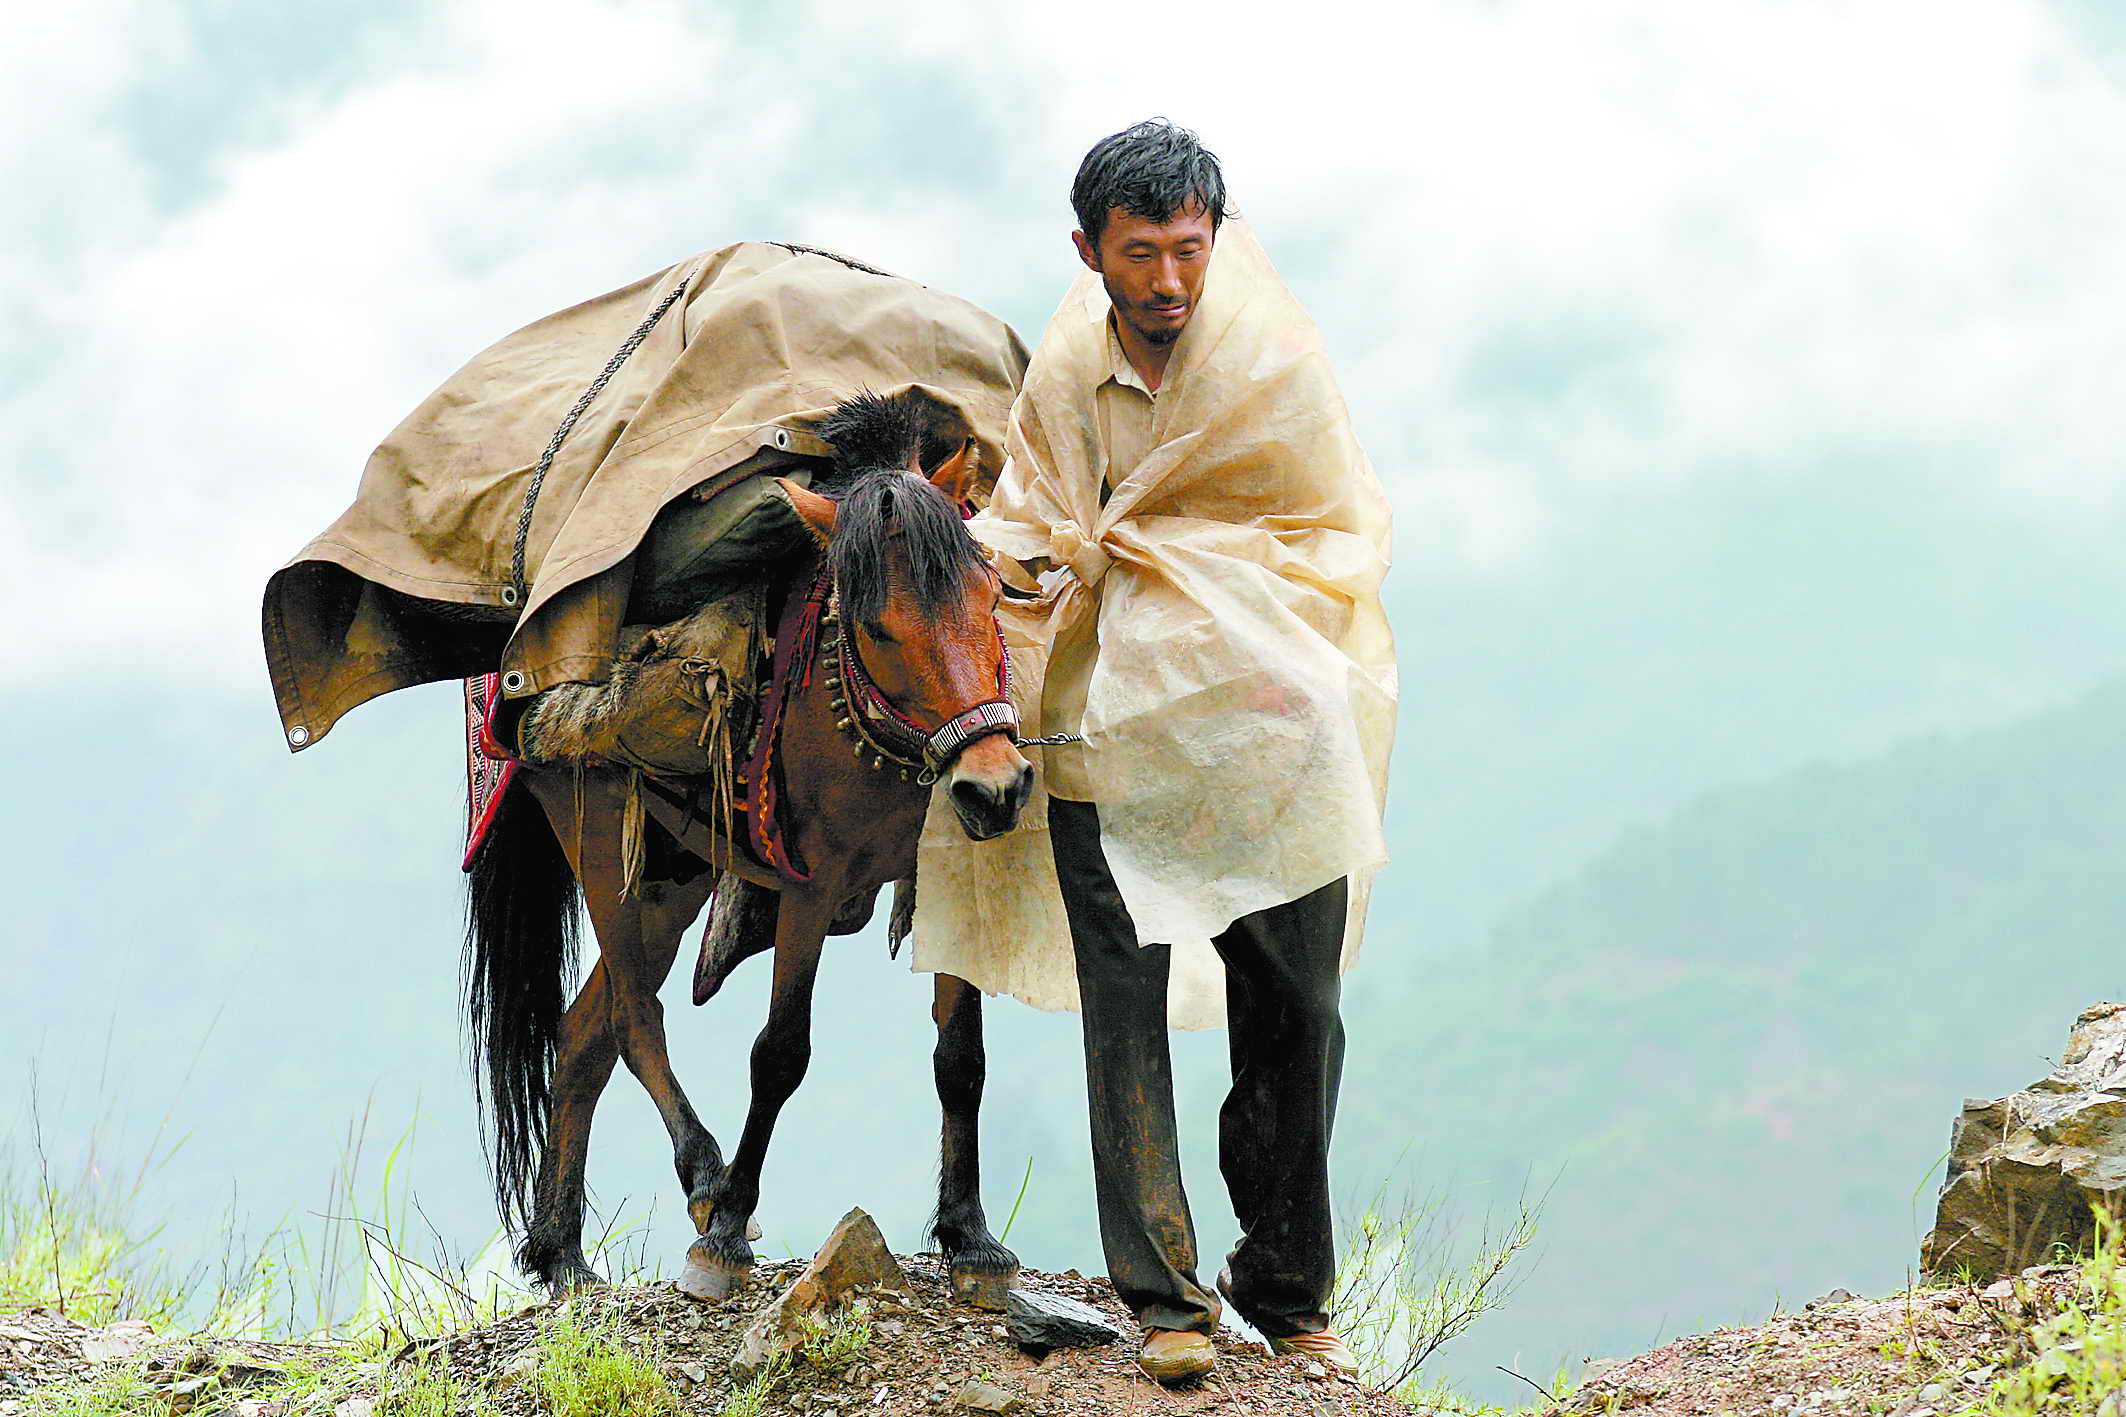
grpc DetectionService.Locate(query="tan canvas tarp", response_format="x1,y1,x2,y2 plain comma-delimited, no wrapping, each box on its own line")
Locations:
910,223,1398,1030
264,242,1028,750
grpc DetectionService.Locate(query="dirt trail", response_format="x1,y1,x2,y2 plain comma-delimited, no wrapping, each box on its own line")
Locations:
1550,1268,2094,1417
2,1253,1412,1416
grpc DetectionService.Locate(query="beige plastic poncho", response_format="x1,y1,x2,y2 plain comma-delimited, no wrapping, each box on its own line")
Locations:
911,223,1397,1030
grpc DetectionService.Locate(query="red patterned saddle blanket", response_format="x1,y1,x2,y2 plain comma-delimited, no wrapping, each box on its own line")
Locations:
461,673,519,871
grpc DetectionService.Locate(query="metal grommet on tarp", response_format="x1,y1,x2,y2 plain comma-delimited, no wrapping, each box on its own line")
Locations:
500,585,519,607
501,670,528,695
773,429,790,450
287,725,310,747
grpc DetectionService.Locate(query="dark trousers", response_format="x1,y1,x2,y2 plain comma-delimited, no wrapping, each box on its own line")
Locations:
1048,798,1347,1339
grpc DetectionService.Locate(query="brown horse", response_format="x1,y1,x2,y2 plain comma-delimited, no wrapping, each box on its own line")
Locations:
463,390,1035,1303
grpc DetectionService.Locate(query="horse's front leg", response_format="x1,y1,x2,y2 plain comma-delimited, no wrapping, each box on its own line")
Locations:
931,972,1020,1309
677,884,838,1301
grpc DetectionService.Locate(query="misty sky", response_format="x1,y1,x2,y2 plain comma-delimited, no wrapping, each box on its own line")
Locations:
6,0,2120,687
4,0,2123,1398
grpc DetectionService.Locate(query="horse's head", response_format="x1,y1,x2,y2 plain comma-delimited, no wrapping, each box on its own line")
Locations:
780,393,1034,840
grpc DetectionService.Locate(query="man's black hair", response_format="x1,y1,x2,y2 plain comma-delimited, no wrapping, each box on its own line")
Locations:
1070,119,1228,244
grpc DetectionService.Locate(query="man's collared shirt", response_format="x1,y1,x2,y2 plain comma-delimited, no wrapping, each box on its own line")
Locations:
1040,319,1155,802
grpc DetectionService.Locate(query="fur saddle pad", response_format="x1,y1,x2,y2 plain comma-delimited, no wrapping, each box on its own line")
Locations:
460,587,765,874
516,586,764,779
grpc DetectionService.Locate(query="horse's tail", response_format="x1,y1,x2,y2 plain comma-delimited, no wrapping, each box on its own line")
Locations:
463,776,581,1237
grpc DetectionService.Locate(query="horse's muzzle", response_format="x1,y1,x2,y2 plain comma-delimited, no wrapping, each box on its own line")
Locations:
949,757,1034,841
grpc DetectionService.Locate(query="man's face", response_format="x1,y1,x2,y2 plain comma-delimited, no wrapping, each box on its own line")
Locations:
1071,200,1216,350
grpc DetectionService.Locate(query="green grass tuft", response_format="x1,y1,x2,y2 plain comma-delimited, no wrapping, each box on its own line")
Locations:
12,1358,161,1417
375,1356,494,1417
792,1298,872,1375
712,1301,870,1416
1963,1205,2126,1415
718,1353,789,1417
0,1187,181,1330
0,1090,669,1347
531,1302,681,1417
16,1346,373,1417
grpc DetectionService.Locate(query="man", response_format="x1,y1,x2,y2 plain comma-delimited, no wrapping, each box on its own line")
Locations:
940,121,1398,1385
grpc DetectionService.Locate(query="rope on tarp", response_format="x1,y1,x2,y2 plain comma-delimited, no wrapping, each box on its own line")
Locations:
768,242,897,278
508,272,693,606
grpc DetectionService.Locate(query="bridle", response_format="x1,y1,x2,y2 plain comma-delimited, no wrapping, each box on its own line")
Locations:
819,585,1020,786
744,559,1069,884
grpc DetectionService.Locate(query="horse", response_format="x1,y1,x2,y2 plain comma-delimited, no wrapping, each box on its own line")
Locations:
462,389,1036,1305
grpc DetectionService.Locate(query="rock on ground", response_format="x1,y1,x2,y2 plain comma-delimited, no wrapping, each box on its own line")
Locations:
734,1206,908,1369
1002,1289,1121,1355
1923,1001,2126,1281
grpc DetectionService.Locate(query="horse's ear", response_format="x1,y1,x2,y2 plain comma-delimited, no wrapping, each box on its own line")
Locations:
926,439,978,506
778,478,838,546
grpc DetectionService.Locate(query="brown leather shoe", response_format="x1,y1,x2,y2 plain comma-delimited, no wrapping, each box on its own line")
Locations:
1216,1266,1359,1377
1269,1329,1360,1376
1137,1329,1217,1385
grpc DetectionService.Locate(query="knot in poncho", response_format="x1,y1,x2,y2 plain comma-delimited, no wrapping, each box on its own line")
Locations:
1046,519,1114,588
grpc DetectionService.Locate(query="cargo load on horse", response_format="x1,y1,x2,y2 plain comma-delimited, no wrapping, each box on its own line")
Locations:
262,240,1027,754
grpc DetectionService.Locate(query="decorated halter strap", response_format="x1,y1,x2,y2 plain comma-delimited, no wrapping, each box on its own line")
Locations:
821,590,1019,785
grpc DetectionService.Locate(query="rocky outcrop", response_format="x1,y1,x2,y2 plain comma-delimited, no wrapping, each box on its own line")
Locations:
1922,1002,2126,1281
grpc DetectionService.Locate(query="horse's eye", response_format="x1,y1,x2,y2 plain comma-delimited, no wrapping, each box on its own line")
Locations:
863,622,897,645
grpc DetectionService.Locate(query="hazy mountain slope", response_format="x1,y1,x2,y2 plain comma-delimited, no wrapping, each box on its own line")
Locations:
1332,674,2126,1389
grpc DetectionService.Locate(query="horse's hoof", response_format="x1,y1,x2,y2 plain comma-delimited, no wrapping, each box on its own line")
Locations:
529,1249,604,1296
949,1265,1019,1312
675,1258,749,1303
550,1267,606,1297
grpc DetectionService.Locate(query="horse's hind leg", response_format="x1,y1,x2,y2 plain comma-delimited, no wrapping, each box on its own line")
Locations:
519,959,620,1292
595,872,726,1231
931,972,1020,1309
681,886,838,1300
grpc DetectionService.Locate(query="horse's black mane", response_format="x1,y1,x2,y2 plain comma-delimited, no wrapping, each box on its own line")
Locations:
815,391,984,627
